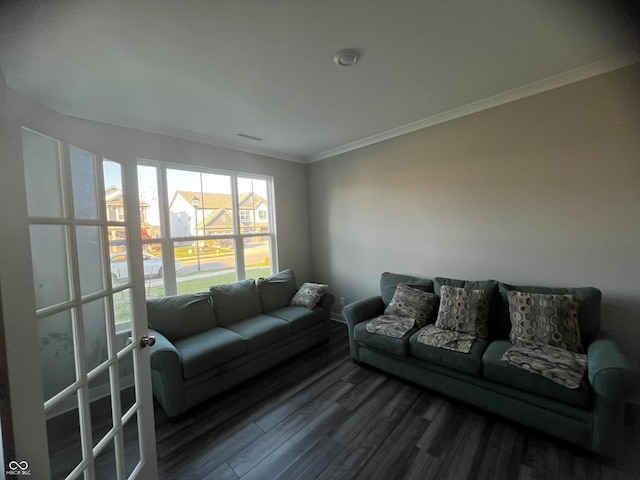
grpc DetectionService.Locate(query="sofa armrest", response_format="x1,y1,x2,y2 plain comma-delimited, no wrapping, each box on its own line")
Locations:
342,296,384,327
148,329,186,417
587,331,640,455
319,292,335,313
149,329,181,369
588,332,640,401
342,296,384,361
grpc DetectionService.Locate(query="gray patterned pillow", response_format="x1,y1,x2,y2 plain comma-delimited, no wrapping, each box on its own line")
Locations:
435,285,490,338
384,282,437,328
507,291,584,353
290,282,328,309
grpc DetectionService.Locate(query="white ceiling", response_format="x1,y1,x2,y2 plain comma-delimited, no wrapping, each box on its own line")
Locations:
0,0,638,163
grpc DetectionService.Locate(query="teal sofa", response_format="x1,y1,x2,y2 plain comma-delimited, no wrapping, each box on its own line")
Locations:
342,272,640,455
147,270,334,417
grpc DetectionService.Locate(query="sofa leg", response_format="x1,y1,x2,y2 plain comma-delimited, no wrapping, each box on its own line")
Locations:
353,359,362,367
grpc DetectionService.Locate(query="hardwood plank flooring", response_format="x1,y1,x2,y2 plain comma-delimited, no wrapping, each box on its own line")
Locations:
155,322,640,480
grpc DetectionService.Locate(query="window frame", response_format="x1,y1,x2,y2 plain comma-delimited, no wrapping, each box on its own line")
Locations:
137,159,277,296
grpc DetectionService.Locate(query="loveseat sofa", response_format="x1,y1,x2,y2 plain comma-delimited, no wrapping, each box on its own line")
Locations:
147,270,334,417
342,272,640,455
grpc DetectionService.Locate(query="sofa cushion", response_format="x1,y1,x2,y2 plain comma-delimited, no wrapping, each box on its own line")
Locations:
435,285,490,338
409,329,489,376
290,282,328,309
210,279,262,326
223,314,291,353
268,305,325,334
147,292,215,341
257,269,298,312
482,340,590,409
384,283,437,328
353,320,415,357
507,291,584,353
380,272,433,307
174,327,246,379
499,283,601,343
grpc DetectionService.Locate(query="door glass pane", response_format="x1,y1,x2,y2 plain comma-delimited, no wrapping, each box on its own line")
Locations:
39,310,76,402
89,370,113,447
30,225,70,310
112,288,133,327
104,160,126,222
70,145,98,219
238,177,269,234
142,243,166,297
124,413,141,477
83,298,109,372
109,247,129,286
77,226,105,297
94,438,118,479
47,392,82,480
22,129,64,218
243,236,272,281
119,351,136,415
137,165,161,239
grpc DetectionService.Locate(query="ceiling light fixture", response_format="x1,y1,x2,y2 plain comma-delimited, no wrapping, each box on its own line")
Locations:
333,48,361,67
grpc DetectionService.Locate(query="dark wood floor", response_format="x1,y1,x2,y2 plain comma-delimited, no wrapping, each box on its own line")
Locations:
154,322,640,480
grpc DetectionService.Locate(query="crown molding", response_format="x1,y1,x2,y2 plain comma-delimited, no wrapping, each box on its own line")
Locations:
306,51,640,163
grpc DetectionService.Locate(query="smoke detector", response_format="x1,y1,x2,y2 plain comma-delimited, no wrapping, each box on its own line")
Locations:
333,48,361,67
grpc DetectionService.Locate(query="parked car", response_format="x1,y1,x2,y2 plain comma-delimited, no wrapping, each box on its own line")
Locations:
110,253,180,283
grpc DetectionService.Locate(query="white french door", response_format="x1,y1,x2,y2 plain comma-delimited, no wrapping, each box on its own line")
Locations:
21,128,157,479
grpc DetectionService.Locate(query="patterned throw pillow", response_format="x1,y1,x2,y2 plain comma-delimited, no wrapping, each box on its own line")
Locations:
507,291,584,353
290,282,329,309
435,285,490,338
384,282,437,328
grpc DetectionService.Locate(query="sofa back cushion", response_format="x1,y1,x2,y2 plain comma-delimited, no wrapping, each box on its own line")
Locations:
147,292,215,341
498,283,601,343
257,269,298,312
380,272,434,307
210,279,262,326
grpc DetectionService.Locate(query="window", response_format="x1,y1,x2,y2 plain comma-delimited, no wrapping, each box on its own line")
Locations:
137,162,276,296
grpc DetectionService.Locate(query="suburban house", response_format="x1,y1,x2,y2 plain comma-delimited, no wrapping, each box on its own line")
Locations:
0,2,639,479
168,190,268,239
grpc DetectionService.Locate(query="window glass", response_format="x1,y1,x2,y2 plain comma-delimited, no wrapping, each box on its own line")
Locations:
243,236,272,282
238,177,270,234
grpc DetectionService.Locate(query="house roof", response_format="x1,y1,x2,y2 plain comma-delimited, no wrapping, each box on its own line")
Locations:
173,191,266,210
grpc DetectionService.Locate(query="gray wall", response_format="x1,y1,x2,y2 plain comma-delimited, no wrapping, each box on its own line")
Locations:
308,64,640,362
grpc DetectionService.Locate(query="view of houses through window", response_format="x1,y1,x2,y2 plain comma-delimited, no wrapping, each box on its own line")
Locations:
134,162,275,297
